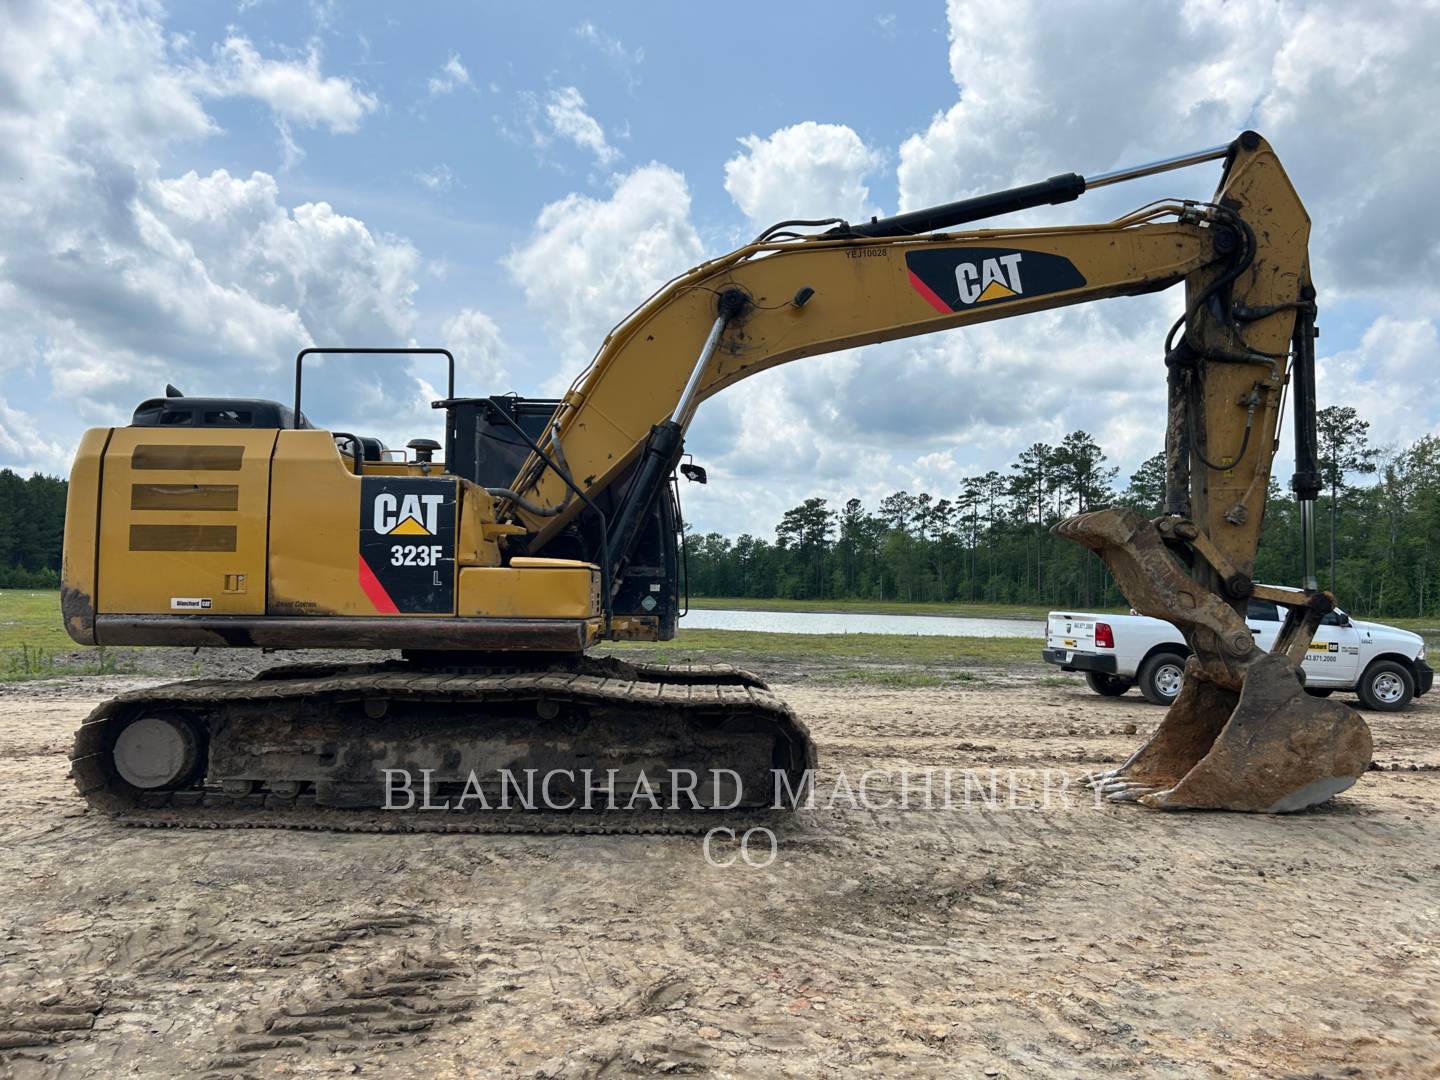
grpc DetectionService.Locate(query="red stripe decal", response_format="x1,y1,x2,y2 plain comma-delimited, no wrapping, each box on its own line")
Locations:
358,555,399,614
908,269,953,314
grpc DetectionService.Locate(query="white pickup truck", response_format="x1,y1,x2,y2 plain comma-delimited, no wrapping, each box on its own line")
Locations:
1043,598,1433,711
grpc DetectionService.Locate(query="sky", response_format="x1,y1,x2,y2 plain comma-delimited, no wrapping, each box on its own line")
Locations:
2,0,1438,538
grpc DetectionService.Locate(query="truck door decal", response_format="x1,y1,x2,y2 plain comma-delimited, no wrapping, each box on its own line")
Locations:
358,477,457,614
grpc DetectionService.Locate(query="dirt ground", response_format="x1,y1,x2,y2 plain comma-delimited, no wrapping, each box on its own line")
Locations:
0,657,1436,1079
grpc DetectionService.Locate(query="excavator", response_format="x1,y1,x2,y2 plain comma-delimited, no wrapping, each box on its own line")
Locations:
61,131,1373,830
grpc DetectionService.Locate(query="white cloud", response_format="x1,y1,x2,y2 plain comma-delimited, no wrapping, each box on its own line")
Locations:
309,0,339,31
275,118,304,170
573,22,643,88
0,397,70,476
574,22,643,65
896,0,1281,213
148,170,421,345
1316,317,1440,450
723,122,885,231
427,54,471,97
4,0,1437,556
209,35,378,133
663,0,1440,541
413,164,456,192
0,0,215,177
679,294,1174,536
896,0,1440,298
441,308,507,387
0,0,493,469
543,87,618,165
505,164,703,368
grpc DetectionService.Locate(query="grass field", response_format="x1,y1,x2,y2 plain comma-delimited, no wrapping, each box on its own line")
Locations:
690,595,1440,647
0,591,146,679
686,595,1111,620
1373,615,1440,642
0,590,1040,680
608,627,1037,666
0,591,73,650
8,588,1433,678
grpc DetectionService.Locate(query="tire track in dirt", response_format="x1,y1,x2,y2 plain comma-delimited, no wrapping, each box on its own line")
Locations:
1,673,1437,1077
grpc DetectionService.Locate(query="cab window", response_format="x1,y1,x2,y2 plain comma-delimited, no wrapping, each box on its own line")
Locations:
1246,599,1280,622
203,409,253,426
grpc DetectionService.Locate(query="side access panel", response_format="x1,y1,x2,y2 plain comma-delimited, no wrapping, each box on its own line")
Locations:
97,429,277,615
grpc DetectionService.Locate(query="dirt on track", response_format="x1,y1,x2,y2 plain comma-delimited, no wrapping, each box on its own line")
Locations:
0,660,1436,1079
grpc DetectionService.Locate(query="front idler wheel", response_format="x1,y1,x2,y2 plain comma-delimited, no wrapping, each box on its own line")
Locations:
111,713,204,790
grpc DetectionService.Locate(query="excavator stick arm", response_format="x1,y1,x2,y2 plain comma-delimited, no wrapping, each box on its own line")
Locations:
1050,136,1372,812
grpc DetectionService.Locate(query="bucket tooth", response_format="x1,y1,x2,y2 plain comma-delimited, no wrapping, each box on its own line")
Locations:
1090,659,1237,801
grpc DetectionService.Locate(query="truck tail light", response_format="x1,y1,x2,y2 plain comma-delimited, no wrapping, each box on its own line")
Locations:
1095,621,1115,649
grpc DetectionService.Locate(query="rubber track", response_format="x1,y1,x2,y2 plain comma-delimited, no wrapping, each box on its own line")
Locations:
70,662,813,835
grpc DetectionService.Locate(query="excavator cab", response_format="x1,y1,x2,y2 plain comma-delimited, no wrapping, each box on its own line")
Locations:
438,391,687,640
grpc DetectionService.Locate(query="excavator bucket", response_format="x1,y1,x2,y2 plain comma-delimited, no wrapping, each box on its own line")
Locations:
1057,508,1373,813
1090,654,1373,812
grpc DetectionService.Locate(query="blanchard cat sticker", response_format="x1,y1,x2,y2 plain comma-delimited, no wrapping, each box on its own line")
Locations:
905,248,1087,313
358,477,457,614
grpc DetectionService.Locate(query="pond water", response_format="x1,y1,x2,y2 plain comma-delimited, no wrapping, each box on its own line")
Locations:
679,608,1045,638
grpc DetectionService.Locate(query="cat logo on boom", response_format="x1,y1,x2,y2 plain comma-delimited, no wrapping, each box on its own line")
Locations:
955,252,1025,305
904,247,1087,314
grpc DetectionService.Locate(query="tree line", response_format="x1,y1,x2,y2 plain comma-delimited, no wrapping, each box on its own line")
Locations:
685,407,1440,620
4,406,1438,618
0,470,67,588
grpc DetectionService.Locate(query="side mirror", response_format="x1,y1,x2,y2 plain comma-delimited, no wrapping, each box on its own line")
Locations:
1337,611,1351,627
679,462,707,485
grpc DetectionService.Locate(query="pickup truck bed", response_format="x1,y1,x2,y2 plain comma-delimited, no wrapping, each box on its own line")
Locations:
1044,598,1432,711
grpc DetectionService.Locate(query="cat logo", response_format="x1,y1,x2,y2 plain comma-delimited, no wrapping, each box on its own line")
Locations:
955,253,1025,305
904,247,1086,314
373,492,445,536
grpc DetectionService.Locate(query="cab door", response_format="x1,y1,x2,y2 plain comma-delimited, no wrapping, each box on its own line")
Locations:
1245,598,1282,651
1303,611,1362,687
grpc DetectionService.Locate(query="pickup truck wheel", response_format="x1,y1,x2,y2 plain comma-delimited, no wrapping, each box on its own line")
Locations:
1357,660,1414,712
1084,672,1133,697
1138,652,1186,706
